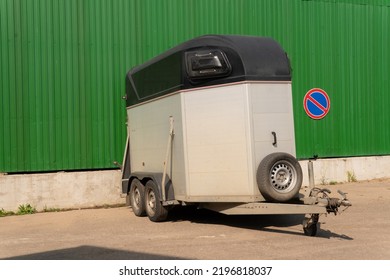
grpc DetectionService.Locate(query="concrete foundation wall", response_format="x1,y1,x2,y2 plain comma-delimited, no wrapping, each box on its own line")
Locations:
0,170,124,212
300,155,390,186
1,155,390,212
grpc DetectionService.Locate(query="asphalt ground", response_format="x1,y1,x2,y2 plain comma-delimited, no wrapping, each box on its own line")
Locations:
1,179,390,260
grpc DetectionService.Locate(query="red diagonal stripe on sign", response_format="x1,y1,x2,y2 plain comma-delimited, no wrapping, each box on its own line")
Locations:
307,94,328,113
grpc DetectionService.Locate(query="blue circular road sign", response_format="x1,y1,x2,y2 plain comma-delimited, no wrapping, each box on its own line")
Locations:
303,88,331,120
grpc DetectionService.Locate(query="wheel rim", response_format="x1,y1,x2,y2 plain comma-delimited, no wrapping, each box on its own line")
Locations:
132,188,142,209
146,189,156,216
269,160,297,193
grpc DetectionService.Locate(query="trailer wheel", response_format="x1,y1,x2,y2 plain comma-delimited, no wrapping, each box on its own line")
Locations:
145,180,169,222
257,153,302,202
129,179,146,217
303,223,318,237
303,214,319,236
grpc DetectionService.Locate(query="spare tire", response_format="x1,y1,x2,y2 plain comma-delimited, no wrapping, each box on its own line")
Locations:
256,152,303,202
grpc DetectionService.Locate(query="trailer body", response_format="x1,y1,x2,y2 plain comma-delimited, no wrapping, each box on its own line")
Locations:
126,81,296,203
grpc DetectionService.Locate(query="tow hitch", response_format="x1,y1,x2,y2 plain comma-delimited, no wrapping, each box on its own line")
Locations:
302,188,352,236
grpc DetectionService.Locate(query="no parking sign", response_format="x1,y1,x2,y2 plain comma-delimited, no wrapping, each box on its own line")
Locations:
303,88,330,120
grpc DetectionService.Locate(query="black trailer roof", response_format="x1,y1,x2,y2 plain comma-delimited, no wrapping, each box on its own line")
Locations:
126,35,291,107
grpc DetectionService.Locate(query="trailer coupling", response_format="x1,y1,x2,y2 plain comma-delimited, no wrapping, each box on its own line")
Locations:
302,187,352,236
308,187,352,214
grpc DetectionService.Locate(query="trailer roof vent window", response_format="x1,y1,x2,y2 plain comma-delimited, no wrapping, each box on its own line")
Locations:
185,50,231,80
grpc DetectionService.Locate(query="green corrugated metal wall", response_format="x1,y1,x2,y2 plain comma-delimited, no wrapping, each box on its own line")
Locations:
1,0,389,172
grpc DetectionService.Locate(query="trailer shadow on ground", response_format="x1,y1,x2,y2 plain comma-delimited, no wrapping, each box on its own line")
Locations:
167,207,353,240
3,245,187,260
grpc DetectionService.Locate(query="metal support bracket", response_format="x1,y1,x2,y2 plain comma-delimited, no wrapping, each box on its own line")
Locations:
162,116,175,202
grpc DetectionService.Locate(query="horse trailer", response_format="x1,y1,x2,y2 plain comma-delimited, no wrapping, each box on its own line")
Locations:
121,35,350,236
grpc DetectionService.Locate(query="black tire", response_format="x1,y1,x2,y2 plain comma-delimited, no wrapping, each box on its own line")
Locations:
303,215,318,236
303,223,318,236
129,179,146,217
256,152,303,202
144,180,169,222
